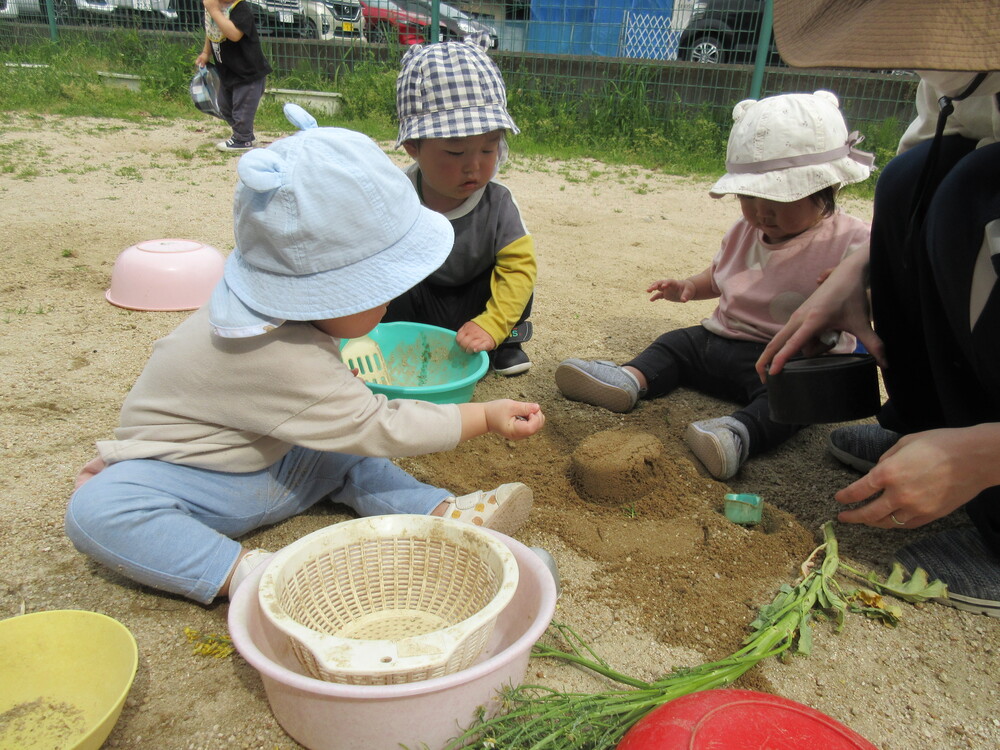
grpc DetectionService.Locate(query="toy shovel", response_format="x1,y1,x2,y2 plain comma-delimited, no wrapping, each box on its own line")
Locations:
341,335,393,385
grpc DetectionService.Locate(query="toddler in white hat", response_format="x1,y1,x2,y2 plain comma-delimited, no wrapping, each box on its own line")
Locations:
556,90,873,480
65,104,545,604
384,35,537,377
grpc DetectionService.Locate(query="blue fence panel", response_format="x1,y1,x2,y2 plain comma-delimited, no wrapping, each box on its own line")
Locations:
526,0,674,58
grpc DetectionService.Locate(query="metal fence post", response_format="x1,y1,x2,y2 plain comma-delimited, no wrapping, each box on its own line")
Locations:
45,0,59,42
749,0,773,100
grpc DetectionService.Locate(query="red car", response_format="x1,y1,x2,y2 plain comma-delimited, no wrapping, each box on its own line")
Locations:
358,0,432,45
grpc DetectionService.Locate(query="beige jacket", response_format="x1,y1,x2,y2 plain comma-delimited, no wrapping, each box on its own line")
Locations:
98,307,462,472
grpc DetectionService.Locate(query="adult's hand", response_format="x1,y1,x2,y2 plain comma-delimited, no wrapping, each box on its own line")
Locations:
835,424,1000,528
756,248,885,380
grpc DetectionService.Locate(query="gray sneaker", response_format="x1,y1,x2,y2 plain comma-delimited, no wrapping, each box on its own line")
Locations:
827,424,901,472
896,528,1000,618
684,416,750,481
554,359,640,413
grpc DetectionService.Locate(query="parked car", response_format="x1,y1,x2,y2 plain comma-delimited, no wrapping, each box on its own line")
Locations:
358,0,431,45
677,0,780,65
171,0,308,36
0,0,178,25
302,0,365,40
0,0,56,21
392,0,498,48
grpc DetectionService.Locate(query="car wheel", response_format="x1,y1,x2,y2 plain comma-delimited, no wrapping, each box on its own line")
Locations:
52,0,81,24
302,17,320,39
687,34,724,64
368,22,394,44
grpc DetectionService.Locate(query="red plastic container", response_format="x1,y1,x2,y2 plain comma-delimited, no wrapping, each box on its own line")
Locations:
617,689,878,749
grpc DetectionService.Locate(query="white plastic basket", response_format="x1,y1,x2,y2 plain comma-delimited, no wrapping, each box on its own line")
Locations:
257,515,519,685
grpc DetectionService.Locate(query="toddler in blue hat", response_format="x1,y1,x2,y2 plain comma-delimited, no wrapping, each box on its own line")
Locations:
384,34,536,377
65,105,545,604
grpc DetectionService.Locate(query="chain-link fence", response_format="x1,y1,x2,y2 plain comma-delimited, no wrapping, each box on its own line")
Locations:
0,0,919,132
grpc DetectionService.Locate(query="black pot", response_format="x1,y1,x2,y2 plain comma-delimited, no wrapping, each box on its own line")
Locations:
767,354,880,425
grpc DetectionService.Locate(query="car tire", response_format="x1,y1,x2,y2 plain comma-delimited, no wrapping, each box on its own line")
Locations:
52,0,81,24
302,17,320,39
368,21,394,44
686,34,725,64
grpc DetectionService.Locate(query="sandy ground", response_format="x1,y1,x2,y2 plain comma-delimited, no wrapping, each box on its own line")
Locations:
1,112,998,749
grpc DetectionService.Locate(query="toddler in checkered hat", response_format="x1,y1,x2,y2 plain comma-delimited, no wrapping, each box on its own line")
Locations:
384,34,536,377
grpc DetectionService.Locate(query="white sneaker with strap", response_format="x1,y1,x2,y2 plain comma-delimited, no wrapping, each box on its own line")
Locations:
442,482,533,536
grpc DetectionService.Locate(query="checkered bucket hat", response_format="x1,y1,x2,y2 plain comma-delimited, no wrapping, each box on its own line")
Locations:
395,33,519,147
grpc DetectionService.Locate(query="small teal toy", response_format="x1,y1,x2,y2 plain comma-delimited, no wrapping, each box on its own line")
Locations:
724,493,763,525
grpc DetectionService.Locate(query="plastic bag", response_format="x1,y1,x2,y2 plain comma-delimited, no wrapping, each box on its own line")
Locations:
190,65,224,120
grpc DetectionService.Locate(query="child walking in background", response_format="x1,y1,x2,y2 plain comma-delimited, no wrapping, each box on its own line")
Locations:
384,34,537,377
555,91,873,480
195,0,271,152
65,105,545,605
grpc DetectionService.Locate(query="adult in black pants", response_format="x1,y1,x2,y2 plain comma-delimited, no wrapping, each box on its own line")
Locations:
761,0,1000,618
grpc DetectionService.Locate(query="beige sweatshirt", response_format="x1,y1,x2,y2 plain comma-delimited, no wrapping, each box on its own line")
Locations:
97,306,463,472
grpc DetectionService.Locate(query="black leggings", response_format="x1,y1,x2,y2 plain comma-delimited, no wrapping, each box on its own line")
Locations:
870,137,1000,552
626,325,803,459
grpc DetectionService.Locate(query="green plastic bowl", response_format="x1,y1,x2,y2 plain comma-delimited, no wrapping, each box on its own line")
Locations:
341,322,489,404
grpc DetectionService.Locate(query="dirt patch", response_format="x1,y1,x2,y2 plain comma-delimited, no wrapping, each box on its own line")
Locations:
1,112,998,749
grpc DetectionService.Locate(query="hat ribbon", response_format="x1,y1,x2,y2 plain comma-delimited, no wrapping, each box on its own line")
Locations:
726,132,875,174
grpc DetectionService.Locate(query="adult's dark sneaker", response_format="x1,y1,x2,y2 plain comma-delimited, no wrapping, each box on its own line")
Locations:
896,528,1000,618
492,343,532,376
827,424,901,472
217,138,254,153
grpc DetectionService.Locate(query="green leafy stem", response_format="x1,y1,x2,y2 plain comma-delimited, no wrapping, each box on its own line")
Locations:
445,521,946,750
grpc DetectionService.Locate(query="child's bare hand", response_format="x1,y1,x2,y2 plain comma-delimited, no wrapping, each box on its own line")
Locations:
484,400,544,440
195,52,210,68
74,454,106,489
647,278,693,303
455,321,495,354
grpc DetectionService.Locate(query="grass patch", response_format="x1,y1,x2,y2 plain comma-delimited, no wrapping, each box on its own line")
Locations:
0,30,905,194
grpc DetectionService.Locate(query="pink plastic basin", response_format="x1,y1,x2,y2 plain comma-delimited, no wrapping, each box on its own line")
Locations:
105,239,225,312
228,531,557,750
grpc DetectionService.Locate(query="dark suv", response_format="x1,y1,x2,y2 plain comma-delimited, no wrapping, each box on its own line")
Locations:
677,0,780,65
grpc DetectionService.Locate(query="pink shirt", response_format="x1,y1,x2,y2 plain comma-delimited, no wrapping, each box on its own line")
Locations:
703,211,870,350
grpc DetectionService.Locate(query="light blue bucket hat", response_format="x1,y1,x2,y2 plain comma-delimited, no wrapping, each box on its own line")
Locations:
210,104,454,338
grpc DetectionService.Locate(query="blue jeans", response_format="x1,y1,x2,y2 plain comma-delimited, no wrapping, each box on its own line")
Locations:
65,447,449,604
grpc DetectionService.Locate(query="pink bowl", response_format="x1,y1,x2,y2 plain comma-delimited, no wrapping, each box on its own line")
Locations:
106,239,225,312
228,530,557,750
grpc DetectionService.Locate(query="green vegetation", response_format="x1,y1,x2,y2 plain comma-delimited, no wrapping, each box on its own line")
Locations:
0,30,905,196
445,523,945,750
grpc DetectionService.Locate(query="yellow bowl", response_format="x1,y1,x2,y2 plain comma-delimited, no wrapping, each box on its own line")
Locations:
0,610,138,750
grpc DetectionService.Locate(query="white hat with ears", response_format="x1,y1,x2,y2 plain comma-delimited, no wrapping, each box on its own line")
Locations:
709,90,874,203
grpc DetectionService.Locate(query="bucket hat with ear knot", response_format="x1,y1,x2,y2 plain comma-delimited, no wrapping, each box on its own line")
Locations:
709,90,874,203
209,103,454,339
395,33,519,148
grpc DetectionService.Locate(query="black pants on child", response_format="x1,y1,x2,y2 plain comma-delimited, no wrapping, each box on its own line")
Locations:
218,77,266,144
626,325,803,458
870,136,1000,554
